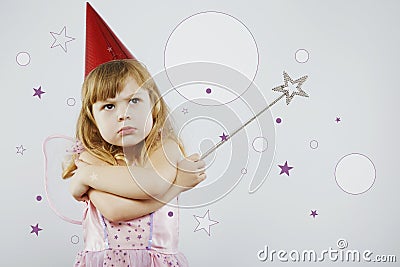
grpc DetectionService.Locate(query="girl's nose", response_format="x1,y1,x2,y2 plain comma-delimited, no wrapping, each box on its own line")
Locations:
118,113,131,121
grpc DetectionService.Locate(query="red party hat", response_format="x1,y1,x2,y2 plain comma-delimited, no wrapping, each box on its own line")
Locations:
85,2,136,76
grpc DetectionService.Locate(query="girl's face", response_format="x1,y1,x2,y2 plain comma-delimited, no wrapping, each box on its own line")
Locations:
92,77,154,148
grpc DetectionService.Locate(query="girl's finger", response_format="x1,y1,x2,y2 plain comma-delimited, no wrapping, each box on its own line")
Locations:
198,173,206,181
75,159,89,168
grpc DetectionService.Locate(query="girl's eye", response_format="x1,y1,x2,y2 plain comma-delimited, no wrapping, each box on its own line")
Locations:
130,98,140,104
103,104,115,110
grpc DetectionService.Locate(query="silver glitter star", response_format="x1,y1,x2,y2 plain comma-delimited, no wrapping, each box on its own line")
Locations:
272,71,309,105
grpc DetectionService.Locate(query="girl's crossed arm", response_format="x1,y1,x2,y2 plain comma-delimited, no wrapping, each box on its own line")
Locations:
87,154,204,222
87,186,180,222
70,139,183,200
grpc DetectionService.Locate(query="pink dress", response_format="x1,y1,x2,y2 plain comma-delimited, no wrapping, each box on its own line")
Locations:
73,197,188,267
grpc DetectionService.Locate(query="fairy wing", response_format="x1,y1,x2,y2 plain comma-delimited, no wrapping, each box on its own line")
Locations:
42,135,84,225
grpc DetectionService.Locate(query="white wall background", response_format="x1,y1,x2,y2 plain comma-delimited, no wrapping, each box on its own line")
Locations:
1,0,399,266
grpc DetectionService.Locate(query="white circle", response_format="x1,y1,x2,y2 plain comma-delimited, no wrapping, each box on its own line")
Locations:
16,52,31,66
164,11,258,103
252,137,268,152
335,153,376,195
70,235,79,244
66,97,76,106
310,140,318,149
295,49,309,63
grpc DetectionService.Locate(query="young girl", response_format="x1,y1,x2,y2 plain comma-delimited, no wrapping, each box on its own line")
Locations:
63,59,206,267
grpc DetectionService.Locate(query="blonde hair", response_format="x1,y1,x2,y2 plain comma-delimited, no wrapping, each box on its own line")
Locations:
63,59,185,178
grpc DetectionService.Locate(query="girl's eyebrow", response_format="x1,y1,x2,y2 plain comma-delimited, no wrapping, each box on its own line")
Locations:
102,91,146,103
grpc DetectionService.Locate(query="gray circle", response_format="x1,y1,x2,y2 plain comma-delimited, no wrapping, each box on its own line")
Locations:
310,140,318,149
123,62,275,207
16,51,31,66
66,97,76,106
295,49,310,63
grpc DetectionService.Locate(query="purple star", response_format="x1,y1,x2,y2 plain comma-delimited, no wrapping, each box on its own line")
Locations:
219,132,229,142
33,86,45,99
30,223,43,236
114,235,118,239
335,117,341,123
137,234,142,239
310,210,318,218
278,161,293,176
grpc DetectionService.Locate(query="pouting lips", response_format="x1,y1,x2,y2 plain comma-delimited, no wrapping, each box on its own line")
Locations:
118,126,137,134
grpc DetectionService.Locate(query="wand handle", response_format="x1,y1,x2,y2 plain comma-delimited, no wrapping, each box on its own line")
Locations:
199,94,285,160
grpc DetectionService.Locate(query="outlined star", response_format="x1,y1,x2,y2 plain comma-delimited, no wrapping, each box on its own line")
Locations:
310,210,318,218
193,210,219,236
335,117,341,123
33,86,45,99
16,145,27,155
182,107,188,114
50,26,75,52
272,71,309,105
30,223,43,236
278,161,293,176
219,132,229,141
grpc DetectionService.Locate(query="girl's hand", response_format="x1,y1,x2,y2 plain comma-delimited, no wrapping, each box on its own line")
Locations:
174,153,206,192
69,159,90,202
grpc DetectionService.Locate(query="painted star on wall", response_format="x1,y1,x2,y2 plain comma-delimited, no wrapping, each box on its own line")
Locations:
30,223,43,236
16,145,27,155
193,210,219,236
50,26,76,52
219,132,229,141
310,210,318,218
278,161,293,176
33,86,45,99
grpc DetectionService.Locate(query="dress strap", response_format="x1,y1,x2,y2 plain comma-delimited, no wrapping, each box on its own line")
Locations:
146,212,154,250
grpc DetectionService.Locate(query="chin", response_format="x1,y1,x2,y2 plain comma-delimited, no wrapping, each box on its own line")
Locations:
120,137,145,147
